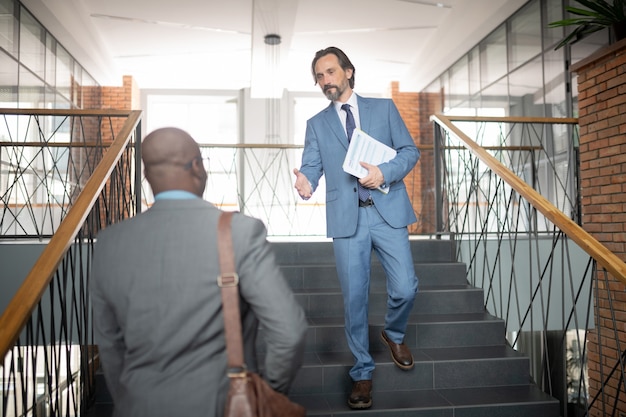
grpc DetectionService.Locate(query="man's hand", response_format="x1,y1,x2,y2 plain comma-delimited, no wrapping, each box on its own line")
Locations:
358,162,385,189
293,168,313,200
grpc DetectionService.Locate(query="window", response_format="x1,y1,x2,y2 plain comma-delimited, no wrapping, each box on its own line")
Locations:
480,25,507,89
19,7,45,80
0,0,17,57
146,94,238,144
509,0,541,71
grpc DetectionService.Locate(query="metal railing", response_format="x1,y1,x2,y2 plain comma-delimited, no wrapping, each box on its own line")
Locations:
140,143,435,237
2,131,435,238
432,114,626,417
0,106,432,416
7,107,626,417
0,109,142,416
0,109,143,238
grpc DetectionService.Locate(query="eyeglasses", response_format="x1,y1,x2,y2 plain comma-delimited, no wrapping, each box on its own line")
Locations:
183,155,210,170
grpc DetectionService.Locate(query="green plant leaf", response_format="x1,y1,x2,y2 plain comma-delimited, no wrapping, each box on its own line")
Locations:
565,6,603,17
549,0,626,49
575,0,619,17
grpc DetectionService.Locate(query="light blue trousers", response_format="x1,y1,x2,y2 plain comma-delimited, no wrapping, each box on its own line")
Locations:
333,205,418,381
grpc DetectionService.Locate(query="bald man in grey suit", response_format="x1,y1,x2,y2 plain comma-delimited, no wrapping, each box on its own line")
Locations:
91,127,307,417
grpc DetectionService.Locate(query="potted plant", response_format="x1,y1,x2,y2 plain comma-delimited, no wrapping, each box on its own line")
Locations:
549,0,626,49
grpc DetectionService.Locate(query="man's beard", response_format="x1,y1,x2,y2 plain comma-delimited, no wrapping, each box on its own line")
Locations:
323,84,342,101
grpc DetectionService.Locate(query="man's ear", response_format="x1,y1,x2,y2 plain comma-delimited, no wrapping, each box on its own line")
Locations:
190,158,205,180
191,158,209,188
190,158,208,196
346,68,353,80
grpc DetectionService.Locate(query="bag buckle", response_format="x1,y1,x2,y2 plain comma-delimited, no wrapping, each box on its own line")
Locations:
227,366,247,378
218,272,239,287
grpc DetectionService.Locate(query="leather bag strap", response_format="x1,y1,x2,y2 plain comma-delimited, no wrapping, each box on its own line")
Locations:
217,211,245,371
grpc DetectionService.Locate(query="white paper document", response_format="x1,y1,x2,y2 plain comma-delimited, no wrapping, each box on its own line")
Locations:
342,129,396,194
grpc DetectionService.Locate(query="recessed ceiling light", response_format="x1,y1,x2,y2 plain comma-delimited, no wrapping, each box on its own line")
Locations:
396,0,452,8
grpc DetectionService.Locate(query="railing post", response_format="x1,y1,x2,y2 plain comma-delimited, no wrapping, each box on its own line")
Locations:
434,121,444,236
572,128,582,227
134,120,142,214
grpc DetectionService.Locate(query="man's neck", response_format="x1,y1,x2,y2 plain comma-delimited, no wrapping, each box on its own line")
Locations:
336,90,355,105
154,190,200,200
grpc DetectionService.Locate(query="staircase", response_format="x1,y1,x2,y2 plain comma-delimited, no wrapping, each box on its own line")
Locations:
90,238,560,416
269,238,560,416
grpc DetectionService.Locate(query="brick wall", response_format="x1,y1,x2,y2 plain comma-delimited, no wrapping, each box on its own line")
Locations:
82,75,139,143
390,82,441,234
81,75,139,228
572,38,626,417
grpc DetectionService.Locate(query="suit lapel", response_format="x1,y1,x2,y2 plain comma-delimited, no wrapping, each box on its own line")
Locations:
356,95,371,134
321,103,349,150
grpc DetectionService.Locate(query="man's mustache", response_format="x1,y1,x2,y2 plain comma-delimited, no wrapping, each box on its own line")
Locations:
323,85,338,92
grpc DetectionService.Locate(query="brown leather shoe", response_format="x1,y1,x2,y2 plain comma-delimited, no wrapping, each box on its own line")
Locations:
348,380,372,409
381,330,414,370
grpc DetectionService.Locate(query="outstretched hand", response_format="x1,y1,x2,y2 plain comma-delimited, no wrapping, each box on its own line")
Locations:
293,168,313,200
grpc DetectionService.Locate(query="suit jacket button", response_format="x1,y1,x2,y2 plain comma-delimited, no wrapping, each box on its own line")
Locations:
353,187,357,192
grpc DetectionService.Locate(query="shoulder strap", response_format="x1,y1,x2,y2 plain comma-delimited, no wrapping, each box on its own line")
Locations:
217,211,245,371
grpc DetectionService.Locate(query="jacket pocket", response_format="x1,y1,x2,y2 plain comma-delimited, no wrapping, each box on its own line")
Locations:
326,188,338,202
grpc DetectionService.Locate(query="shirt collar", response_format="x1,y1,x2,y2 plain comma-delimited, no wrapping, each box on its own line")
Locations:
154,190,200,200
334,92,357,112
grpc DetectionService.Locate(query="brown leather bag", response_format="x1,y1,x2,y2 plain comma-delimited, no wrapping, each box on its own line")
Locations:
217,211,306,417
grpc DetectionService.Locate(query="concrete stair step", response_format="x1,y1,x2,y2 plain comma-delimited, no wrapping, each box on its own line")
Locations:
295,285,486,318
271,238,457,265
291,384,559,416
283,262,468,290
288,345,532,395
257,312,506,353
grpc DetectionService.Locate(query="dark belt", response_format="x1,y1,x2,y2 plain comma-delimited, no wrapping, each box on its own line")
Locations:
359,198,374,207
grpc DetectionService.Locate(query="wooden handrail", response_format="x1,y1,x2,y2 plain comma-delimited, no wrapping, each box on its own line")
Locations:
0,108,135,117
0,110,142,359
0,142,118,148
431,113,626,284
438,115,579,124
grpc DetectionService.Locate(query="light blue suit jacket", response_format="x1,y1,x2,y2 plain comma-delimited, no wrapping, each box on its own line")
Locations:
300,95,420,238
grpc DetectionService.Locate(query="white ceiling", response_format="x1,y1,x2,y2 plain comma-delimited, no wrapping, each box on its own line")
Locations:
23,0,528,95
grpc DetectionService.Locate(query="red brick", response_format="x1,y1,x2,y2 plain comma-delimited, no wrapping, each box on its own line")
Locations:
585,64,608,80
614,213,626,223
610,154,626,165
600,184,622,194
597,68,617,83
601,223,624,232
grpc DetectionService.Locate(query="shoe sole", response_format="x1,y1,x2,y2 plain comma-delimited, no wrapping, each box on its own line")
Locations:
348,400,372,409
381,331,414,370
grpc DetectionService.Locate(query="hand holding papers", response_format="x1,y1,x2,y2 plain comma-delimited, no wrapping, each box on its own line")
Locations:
342,129,396,194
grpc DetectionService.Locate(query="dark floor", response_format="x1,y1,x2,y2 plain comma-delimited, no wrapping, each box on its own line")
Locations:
85,403,113,417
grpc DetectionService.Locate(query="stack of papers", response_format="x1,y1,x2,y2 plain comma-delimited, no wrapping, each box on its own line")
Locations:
342,129,396,194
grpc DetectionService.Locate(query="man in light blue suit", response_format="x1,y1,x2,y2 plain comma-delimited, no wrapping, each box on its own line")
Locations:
293,46,420,410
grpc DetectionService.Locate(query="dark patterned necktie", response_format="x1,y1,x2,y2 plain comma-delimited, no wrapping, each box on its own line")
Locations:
342,104,370,202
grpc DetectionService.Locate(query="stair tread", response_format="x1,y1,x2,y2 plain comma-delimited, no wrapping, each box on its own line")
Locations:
282,261,466,267
292,384,559,416
306,311,499,326
300,344,525,367
294,284,481,295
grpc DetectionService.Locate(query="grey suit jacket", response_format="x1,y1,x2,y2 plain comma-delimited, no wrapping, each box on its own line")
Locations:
299,95,420,238
90,199,307,417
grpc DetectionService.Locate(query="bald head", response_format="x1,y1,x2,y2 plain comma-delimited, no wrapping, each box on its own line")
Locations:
142,127,207,197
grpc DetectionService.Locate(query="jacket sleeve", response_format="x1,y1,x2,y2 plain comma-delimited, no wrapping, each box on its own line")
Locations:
233,215,307,393
378,100,420,186
299,119,325,192
90,231,126,402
